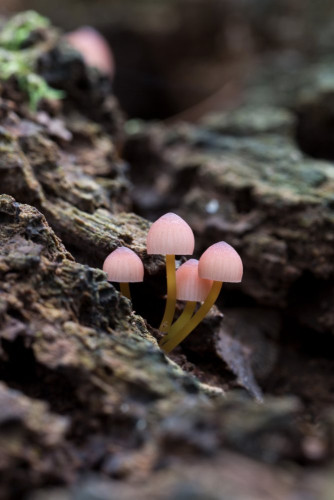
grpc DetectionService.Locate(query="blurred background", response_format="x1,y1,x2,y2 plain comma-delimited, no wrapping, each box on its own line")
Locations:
1,0,334,121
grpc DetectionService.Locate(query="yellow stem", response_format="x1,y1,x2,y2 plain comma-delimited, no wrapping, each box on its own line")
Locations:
159,301,196,348
161,281,223,353
159,254,176,332
120,282,131,300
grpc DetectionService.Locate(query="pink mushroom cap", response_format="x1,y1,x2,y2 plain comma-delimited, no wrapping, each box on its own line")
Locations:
146,213,195,255
103,247,144,282
176,259,213,302
198,241,243,283
65,27,115,78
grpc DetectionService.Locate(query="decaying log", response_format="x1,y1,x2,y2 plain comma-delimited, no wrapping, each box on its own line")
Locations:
1,10,334,500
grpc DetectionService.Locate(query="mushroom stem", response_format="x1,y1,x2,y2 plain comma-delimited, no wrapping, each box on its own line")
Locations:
159,254,176,332
120,282,131,300
161,281,223,353
160,301,196,348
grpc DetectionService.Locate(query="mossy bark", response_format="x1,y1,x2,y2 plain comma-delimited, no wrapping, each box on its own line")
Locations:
1,10,334,500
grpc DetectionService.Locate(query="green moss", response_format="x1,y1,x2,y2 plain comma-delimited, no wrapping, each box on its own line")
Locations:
20,72,64,111
0,10,50,50
0,12,64,110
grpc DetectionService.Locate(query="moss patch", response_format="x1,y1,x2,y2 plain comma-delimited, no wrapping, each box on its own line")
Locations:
0,11,64,109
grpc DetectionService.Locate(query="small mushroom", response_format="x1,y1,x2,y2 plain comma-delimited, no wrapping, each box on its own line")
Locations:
161,241,243,353
159,259,212,348
65,27,115,78
147,212,194,332
103,246,144,300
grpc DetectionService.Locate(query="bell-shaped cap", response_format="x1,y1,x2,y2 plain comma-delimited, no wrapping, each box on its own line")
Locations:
198,241,243,283
176,259,213,302
103,247,144,282
147,212,195,255
66,27,115,77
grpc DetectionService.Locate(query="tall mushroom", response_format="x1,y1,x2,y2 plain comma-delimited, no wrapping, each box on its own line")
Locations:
103,246,144,300
147,213,194,332
161,241,243,353
159,259,212,348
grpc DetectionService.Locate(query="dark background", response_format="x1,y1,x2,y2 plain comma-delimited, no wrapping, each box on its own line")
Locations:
2,0,334,120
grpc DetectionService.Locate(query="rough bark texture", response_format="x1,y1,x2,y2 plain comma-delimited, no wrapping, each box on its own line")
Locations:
1,9,334,500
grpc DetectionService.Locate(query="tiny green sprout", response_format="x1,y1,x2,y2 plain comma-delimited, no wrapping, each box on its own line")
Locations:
103,247,144,301
0,13,65,110
21,73,64,111
0,11,50,50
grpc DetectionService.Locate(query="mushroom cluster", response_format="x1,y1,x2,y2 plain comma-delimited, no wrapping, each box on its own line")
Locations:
102,213,243,353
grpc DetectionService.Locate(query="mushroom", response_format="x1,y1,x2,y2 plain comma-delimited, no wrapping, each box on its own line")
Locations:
161,241,243,353
65,27,115,78
147,213,194,332
159,259,212,348
103,246,144,300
